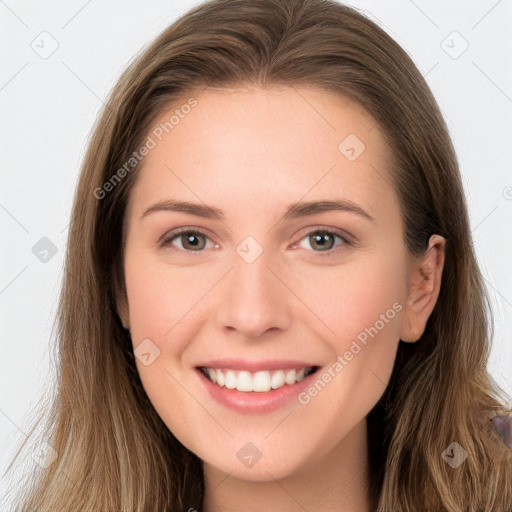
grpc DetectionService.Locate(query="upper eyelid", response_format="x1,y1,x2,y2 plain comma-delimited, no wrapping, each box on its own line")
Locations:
297,227,350,241
159,226,214,245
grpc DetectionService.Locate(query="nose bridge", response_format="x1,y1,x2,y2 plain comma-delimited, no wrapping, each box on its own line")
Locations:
215,245,291,338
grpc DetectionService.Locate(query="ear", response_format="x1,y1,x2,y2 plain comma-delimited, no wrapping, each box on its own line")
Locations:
114,277,130,331
117,296,130,330
400,234,446,343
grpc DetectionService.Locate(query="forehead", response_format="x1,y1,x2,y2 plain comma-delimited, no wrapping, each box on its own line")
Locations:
127,86,396,223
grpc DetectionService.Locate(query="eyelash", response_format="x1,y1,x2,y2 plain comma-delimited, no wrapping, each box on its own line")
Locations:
159,227,351,257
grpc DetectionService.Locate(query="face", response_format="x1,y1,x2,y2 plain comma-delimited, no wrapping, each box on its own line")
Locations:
119,86,441,482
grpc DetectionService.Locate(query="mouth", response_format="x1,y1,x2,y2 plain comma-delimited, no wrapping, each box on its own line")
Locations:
197,366,320,393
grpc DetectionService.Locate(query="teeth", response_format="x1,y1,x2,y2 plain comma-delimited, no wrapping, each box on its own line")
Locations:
284,369,296,385
216,369,225,386
225,370,237,389
296,368,306,382
238,371,253,392
202,367,315,392
271,370,285,389
253,371,271,392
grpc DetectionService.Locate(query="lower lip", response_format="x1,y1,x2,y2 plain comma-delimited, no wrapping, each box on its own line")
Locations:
195,368,318,414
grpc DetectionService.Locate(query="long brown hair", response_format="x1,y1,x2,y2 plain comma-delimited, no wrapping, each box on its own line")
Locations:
6,0,511,510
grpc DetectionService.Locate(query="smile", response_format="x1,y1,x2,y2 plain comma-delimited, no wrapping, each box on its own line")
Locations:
199,366,319,393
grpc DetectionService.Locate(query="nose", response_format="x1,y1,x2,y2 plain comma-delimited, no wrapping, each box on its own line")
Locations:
214,251,292,339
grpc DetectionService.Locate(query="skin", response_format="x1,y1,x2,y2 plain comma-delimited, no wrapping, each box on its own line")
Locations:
118,86,445,511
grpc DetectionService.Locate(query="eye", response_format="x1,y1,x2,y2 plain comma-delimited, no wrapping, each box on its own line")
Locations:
160,227,350,255
294,228,349,255
160,228,217,252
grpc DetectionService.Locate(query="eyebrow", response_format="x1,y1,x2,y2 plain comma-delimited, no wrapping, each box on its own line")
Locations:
141,198,375,223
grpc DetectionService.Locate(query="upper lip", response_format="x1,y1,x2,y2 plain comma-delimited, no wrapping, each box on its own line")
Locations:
195,359,319,372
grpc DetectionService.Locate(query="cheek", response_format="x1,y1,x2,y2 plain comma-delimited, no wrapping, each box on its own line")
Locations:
124,255,215,342
124,257,209,435
293,260,404,447
297,251,405,347
295,252,406,410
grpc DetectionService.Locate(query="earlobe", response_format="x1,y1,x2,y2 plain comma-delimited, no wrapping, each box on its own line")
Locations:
400,234,446,343
118,300,130,330
114,283,130,331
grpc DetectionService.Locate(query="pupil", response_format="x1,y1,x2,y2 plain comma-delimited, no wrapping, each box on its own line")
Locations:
183,233,204,250
311,232,333,251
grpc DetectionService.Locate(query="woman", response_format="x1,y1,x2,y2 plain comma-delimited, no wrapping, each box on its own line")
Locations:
7,0,512,510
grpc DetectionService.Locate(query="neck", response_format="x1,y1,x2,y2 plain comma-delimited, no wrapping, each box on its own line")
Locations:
202,418,373,512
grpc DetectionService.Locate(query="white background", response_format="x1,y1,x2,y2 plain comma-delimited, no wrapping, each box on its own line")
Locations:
1,0,511,507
